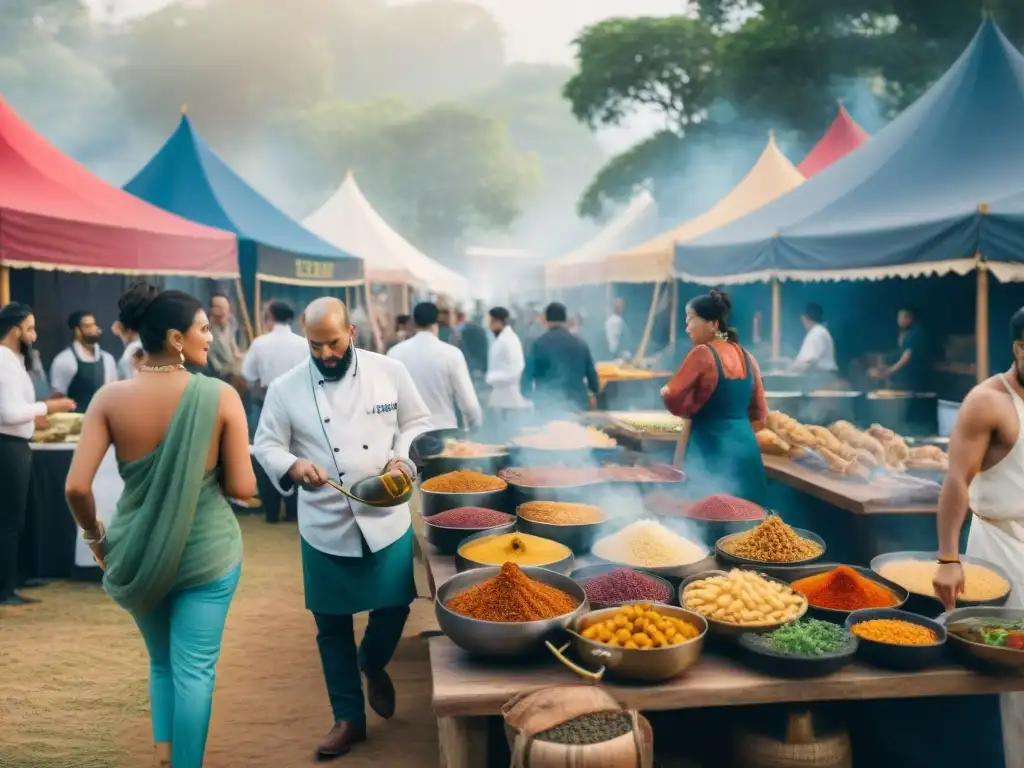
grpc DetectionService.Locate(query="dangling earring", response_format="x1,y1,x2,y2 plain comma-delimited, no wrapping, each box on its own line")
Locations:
176,344,185,365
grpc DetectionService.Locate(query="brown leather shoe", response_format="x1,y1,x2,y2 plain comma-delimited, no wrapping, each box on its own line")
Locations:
363,667,396,719
316,721,367,760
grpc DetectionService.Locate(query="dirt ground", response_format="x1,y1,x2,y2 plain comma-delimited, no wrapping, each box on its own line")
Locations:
0,517,441,768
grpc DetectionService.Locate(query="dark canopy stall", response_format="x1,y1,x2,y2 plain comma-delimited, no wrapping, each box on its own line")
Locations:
0,97,237,362
123,114,364,335
674,19,1024,380
675,19,1024,284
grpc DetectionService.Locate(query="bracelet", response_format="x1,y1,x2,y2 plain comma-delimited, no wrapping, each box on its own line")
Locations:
937,556,961,565
83,520,107,545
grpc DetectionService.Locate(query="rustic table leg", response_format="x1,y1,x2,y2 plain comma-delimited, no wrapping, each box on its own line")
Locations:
438,716,488,768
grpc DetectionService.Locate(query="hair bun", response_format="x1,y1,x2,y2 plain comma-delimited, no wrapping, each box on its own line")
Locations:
709,288,732,312
118,281,160,332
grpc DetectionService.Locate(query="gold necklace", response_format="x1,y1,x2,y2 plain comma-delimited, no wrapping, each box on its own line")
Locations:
139,362,186,373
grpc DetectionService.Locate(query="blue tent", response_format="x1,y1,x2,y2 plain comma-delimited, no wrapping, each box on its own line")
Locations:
674,19,1024,284
124,115,364,318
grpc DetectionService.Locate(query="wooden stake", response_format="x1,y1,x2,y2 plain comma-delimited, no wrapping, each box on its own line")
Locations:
234,277,254,343
0,265,9,306
771,277,781,360
253,276,263,337
977,263,989,384
633,281,663,365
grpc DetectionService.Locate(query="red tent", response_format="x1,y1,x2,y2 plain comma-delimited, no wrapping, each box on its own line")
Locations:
797,104,869,178
0,98,237,288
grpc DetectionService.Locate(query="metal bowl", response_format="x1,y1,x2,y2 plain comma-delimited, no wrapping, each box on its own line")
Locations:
419,485,511,517
421,513,516,556
507,444,621,468
455,529,574,574
589,522,717,582
738,627,859,679
421,451,511,481
435,566,588,658
783,563,909,623
939,607,1024,672
547,603,707,682
570,564,676,610
515,505,608,555
716,527,826,570
869,551,1012,611
679,569,809,638
845,608,947,671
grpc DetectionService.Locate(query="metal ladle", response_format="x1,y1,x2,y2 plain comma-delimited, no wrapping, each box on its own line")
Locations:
323,470,414,508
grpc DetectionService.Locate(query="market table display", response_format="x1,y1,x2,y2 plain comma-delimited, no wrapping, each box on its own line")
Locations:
24,443,122,581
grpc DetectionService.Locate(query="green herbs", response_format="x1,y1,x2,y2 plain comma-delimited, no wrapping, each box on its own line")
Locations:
535,711,633,745
753,618,854,656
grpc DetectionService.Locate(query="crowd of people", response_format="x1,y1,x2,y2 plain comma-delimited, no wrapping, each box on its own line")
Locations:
3,278,1008,768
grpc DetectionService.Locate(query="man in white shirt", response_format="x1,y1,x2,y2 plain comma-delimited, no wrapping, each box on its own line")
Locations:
111,321,143,380
790,303,839,379
49,310,118,413
485,306,527,439
242,300,310,523
253,297,432,758
387,302,483,431
0,303,75,606
604,297,631,359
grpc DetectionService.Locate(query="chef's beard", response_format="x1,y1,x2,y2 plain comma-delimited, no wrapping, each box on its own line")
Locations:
312,343,354,382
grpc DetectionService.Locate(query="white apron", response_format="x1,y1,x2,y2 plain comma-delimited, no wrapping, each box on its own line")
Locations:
967,375,1024,768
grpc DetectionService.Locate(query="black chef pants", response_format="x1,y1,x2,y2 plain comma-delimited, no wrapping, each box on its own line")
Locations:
253,457,297,523
0,435,32,600
313,606,410,724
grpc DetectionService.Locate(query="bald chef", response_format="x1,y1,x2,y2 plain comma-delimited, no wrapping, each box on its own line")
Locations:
253,298,432,760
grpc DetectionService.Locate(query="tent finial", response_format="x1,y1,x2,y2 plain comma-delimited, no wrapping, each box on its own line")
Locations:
768,129,775,141
180,103,188,115
981,4,991,19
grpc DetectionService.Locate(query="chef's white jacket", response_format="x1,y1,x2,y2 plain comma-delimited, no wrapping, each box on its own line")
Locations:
241,324,310,388
485,325,527,409
387,331,482,430
793,323,838,373
252,350,433,557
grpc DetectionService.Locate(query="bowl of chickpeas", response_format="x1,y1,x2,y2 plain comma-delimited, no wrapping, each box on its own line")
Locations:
546,602,707,682
680,569,808,637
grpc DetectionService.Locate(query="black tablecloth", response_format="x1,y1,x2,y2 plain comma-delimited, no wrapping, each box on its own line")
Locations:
19,446,79,580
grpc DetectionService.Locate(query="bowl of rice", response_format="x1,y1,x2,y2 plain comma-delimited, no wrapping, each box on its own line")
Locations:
591,519,714,581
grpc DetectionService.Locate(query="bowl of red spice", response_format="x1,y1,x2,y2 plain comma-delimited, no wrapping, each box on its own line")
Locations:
421,507,516,555
436,562,589,658
420,469,511,517
786,564,909,623
570,564,675,610
646,493,766,547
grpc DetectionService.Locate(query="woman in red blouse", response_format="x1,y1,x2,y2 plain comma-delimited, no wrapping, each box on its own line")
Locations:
661,289,768,504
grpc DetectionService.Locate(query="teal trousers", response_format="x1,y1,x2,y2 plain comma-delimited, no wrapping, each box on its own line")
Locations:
133,563,240,768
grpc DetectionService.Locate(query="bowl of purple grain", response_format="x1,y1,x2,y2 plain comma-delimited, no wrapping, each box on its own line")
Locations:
421,507,516,555
570,564,676,610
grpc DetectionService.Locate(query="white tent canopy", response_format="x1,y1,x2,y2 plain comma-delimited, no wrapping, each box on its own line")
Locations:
545,190,657,288
304,172,469,301
606,134,805,283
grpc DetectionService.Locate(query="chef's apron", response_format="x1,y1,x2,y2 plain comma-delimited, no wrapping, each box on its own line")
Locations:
685,344,768,505
66,348,106,413
966,375,1024,768
301,526,416,616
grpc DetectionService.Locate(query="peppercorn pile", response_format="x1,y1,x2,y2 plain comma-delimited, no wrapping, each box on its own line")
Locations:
851,618,937,645
792,566,899,611
445,562,578,622
426,507,513,529
747,619,854,656
518,501,606,525
719,514,822,562
421,470,507,493
579,568,673,605
535,711,634,745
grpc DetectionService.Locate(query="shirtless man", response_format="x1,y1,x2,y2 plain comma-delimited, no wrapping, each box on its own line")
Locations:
934,307,1024,767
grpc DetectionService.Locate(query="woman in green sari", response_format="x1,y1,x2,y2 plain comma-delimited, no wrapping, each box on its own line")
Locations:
65,282,255,768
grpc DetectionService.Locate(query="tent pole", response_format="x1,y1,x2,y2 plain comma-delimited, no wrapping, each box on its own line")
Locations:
633,281,663,365
403,283,411,314
976,262,989,385
669,278,679,349
0,265,9,306
363,282,383,352
606,282,613,312
771,277,781,360
253,277,262,337
234,277,254,343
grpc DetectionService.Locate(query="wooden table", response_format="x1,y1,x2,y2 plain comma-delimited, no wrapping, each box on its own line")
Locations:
761,455,937,516
424,549,1022,768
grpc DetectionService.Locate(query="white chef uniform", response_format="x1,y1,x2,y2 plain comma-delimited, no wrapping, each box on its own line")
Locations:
485,325,527,410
